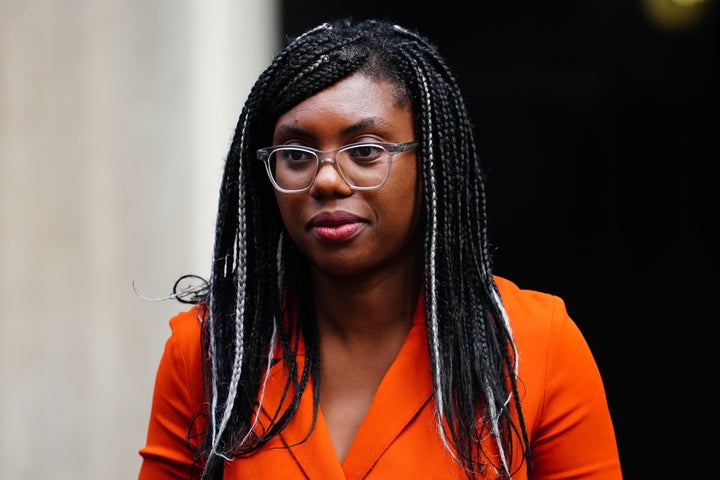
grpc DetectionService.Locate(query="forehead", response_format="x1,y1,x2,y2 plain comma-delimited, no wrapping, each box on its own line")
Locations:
273,73,413,141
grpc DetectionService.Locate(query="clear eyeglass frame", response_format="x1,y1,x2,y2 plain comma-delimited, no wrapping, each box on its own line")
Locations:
256,141,418,193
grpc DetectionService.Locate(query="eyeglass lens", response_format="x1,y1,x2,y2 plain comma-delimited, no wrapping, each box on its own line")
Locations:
269,144,390,190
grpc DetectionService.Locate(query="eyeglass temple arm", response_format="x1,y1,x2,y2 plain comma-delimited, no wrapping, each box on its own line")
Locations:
390,141,418,153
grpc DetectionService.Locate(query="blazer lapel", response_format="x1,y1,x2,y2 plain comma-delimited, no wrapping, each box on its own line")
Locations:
257,293,432,480
260,348,347,479
341,296,433,478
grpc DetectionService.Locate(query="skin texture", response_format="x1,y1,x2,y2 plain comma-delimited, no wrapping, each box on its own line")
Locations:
271,72,423,462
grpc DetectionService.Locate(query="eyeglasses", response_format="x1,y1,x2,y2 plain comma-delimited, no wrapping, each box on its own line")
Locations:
256,141,417,193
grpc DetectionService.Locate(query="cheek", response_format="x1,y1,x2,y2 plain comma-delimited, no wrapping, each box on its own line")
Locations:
384,170,421,227
274,194,302,233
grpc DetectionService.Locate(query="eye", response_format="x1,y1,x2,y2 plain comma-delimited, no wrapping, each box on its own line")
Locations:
345,144,385,164
278,148,315,164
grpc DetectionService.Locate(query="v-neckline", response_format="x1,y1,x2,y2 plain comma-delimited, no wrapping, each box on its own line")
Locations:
260,294,433,479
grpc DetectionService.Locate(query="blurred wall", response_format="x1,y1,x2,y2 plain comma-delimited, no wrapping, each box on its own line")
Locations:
0,1,278,478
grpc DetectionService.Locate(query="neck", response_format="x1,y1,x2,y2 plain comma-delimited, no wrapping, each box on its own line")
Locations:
310,263,421,341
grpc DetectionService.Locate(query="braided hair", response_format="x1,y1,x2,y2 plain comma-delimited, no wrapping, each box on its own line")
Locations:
182,17,532,480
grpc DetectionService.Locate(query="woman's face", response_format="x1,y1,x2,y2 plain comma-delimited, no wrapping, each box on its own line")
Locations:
271,72,421,279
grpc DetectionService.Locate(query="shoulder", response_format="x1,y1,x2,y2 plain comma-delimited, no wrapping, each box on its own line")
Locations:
494,275,564,313
493,275,595,384
493,277,621,475
495,276,574,342
493,275,604,412
167,304,204,344
156,305,206,398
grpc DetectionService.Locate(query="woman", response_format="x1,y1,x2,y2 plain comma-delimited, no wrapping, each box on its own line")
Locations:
138,18,622,479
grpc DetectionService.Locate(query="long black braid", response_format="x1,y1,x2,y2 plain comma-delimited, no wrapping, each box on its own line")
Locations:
178,17,532,479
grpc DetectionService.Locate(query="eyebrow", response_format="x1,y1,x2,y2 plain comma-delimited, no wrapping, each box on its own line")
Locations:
274,116,395,139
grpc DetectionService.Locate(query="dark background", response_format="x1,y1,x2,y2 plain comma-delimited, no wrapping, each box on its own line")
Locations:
282,1,717,478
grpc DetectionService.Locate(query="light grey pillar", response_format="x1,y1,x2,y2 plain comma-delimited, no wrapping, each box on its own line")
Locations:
0,1,278,478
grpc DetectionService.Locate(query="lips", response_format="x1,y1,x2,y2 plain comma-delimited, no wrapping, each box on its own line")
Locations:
308,211,366,241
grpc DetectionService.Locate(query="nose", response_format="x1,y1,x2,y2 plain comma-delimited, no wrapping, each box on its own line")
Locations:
309,157,353,197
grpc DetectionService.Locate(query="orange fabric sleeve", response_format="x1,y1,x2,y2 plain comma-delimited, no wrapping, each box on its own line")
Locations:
138,308,206,480
530,300,621,478
497,276,622,479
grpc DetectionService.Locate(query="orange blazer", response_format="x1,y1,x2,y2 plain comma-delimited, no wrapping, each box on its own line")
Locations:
138,276,622,479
